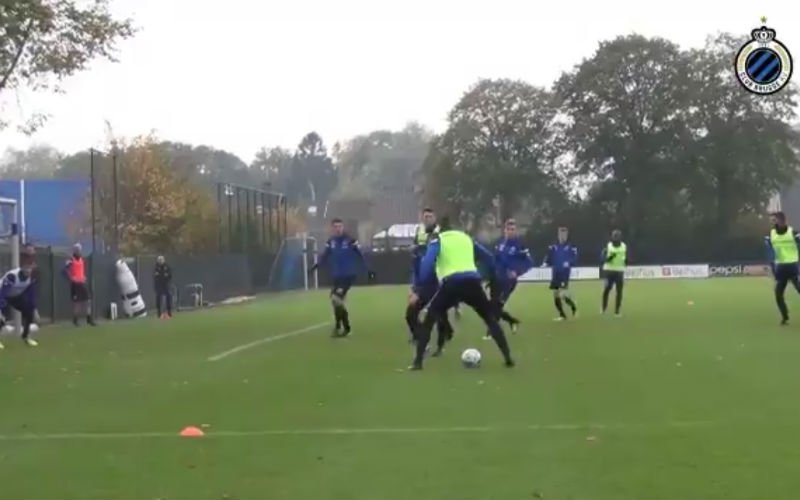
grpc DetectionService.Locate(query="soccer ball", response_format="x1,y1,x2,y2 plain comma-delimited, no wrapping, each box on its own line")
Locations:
29,323,39,333
461,348,481,368
2,324,14,334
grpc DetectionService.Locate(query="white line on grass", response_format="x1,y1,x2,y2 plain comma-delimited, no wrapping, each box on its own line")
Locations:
207,321,330,361
0,421,713,442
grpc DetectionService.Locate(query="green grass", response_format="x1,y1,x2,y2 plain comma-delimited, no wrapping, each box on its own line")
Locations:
2,278,800,500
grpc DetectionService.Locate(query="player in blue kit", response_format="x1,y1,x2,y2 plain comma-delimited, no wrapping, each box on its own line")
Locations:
543,226,578,320
0,259,40,348
309,218,375,337
406,208,454,351
484,219,534,339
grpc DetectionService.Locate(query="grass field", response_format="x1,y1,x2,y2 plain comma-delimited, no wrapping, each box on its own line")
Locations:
3,278,800,500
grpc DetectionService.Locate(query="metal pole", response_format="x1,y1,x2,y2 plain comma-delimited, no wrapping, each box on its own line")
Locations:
260,192,266,251
267,194,274,251
301,232,309,291
283,196,288,239
245,188,251,252
90,149,97,255
112,151,119,255
89,149,97,317
227,186,232,252
235,188,242,252
216,183,223,252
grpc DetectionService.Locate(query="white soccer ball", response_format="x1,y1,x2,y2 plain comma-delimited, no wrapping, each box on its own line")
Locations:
2,324,14,334
29,323,39,333
461,348,482,368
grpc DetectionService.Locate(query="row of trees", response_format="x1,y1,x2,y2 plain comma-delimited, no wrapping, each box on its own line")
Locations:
2,0,799,261
423,34,799,261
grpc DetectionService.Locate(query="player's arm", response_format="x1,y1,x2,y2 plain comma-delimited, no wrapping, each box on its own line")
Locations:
518,245,535,274
418,238,440,284
765,236,776,273
541,245,553,267
473,241,496,276
570,245,579,266
351,239,375,279
0,274,14,316
308,240,332,274
62,260,73,280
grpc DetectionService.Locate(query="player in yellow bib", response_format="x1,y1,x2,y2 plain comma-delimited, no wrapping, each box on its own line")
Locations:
411,216,514,370
765,212,800,325
601,229,627,316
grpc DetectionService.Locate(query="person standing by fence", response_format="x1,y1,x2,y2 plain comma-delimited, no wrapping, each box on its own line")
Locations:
154,255,173,319
63,243,96,327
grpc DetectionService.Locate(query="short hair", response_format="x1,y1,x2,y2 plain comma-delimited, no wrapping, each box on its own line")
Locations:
504,218,516,226
438,215,452,230
422,207,434,214
773,211,786,221
558,226,568,233
331,218,343,225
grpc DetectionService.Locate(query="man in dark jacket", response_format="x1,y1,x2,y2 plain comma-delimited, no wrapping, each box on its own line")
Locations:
153,255,173,319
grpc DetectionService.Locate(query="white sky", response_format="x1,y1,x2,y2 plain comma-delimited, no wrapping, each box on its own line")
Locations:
0,0,798,162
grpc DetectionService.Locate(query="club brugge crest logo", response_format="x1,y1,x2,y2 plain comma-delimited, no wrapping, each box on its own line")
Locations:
735,17,793,95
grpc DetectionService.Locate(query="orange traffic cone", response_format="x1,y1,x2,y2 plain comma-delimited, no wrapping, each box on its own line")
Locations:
180,426,205,437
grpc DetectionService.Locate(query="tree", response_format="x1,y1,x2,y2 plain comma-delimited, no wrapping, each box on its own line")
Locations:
89,135,218,255
0,143,62,178
334,123,432,200
288,132,337,206
555,35,695,246
683,34,800,235
0,0,135,131
421,79,560,229
250,146,293,191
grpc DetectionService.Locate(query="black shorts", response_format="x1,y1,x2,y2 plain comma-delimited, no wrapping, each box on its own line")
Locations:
1,296,35,323
330,276,355,299
774,264,799,285
71,282,90,302
604,270,624,287
428,277,493,318
549,272,570,290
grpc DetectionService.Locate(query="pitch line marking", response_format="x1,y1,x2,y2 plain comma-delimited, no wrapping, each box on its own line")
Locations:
207,321,330,361
0,421,713,442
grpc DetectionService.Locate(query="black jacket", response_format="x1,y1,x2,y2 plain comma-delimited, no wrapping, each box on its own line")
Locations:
154,263,172,290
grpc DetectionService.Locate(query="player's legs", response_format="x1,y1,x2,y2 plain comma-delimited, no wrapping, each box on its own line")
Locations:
775,267,791,323
165,289,173,316
7,298,37,346
411,285,459,369
498,281,519,326
404,294,425,342
601,274,614,313
613,274,624,314
459,279,514,366
0,304,10,349
330,277,354,336
550,279,567,319
72,283,95,326
156,289,165,318
560,278,577,314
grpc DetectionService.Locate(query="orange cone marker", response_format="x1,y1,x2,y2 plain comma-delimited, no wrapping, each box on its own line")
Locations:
180,426,205,437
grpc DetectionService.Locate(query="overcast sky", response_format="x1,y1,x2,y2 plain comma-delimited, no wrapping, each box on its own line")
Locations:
0,0,798,161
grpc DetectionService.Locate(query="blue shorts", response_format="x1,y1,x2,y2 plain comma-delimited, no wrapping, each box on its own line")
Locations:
549,271,571,290
331,276,355,299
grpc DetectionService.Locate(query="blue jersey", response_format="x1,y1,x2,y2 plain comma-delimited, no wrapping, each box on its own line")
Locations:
544,242,578,278
0,268,37,310
317,234,368,279
494,237,534,280
419,236,496,285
